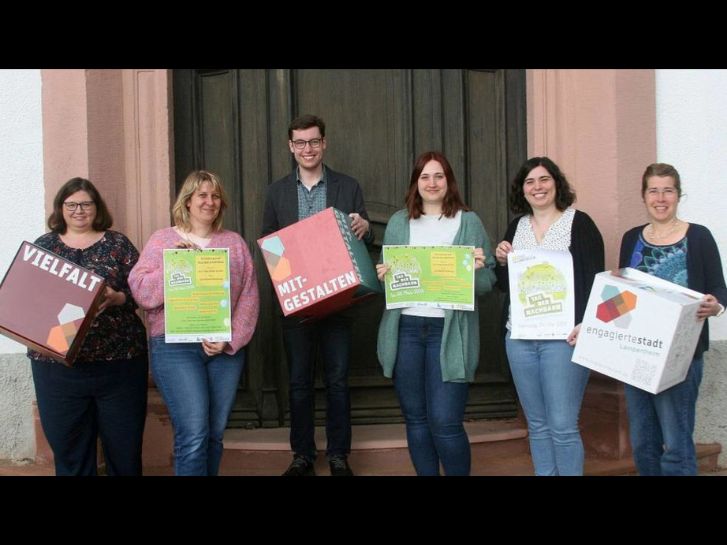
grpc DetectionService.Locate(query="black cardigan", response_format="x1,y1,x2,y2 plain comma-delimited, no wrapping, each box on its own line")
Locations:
619,223,727,358
495,209,605,328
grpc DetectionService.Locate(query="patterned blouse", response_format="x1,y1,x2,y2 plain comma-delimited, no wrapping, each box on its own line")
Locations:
628,233,688,288
28,230,148,364
512,207,576,251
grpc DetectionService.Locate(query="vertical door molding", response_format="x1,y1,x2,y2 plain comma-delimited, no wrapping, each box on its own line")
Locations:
121,69,174,250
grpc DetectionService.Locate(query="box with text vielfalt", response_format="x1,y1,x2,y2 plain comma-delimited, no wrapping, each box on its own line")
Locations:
0,241,106,365
257,207,380,319
572,267,703,394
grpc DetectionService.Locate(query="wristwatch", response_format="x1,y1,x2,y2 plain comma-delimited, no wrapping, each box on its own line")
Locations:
717,303,726,318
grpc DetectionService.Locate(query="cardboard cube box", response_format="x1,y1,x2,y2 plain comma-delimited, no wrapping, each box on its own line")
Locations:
258,207,381,319
0,241,106,365
572,267,703,393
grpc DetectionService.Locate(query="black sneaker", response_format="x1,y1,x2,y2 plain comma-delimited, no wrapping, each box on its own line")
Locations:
282,456,316,476
329,456,354,476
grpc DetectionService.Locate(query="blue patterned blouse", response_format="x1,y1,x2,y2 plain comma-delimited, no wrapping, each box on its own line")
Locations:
628,233,688,288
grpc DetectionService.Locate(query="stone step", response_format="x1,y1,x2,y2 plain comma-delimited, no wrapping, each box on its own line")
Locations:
1,442,721,476
219,418,529,476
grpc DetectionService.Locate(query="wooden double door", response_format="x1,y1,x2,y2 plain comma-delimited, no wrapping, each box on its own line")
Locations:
173,69,526,428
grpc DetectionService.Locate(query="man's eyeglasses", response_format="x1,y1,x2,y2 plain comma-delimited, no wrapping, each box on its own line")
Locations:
63,201,96,212
291,138,323,150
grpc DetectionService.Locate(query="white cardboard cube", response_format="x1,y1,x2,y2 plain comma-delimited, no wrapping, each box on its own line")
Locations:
572,268,703,393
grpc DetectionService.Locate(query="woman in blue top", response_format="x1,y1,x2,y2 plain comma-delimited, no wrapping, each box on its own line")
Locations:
376,151,496,476
619,163,726,476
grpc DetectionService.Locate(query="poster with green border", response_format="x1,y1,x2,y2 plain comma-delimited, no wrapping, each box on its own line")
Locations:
382,245,475,310
163,248,232,342
507,248,574,340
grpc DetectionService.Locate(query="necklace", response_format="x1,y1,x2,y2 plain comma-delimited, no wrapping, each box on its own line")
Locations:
646,218,680,240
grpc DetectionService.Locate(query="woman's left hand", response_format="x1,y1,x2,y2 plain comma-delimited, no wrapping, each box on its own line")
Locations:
473,248,486,270
97,286,126,313
697,294,724,320
566,323,582,346
202,340,227,356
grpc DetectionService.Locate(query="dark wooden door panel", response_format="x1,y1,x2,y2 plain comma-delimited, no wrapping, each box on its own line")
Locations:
173,69,526,428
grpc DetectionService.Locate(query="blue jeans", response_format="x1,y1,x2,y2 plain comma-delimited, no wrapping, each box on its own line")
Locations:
624,356,704,476
282,314,352,460
30,355,148,476
505,332,590,476
150,336,244,476
394,315,470,476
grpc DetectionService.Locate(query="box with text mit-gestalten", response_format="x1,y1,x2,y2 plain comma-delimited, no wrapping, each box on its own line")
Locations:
257,208,380,319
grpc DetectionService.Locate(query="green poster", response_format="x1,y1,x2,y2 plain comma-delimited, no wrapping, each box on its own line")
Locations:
163,248,232,342
382,245,475,311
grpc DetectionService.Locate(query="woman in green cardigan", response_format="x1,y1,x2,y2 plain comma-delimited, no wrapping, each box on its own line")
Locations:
376,151,497,476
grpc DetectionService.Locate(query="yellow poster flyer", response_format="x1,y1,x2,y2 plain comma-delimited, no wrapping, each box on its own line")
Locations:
382,245,475,310
163,248,232,342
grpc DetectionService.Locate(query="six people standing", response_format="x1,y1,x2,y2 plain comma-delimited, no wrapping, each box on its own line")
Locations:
11,113,726,477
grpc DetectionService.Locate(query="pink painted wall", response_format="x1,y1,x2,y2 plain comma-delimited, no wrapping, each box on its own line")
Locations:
41,69,173,250
527,69,656,269
41,70,90,215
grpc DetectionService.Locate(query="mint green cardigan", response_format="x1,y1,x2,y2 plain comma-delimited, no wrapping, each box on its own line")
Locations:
376,209,497,383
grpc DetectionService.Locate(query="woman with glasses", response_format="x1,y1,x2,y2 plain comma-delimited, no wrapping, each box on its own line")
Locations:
619,163,726,475
129,170,259,476
28,177,149,476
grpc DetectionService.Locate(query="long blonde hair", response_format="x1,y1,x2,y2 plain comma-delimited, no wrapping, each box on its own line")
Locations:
172,170,229,232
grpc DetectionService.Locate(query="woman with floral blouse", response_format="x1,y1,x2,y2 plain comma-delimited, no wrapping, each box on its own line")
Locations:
29,177,148,476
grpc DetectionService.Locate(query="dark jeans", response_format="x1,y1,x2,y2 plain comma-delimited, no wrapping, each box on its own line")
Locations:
625,356,704,476
282,314,352,460
394,315,470,476
30,354,148,476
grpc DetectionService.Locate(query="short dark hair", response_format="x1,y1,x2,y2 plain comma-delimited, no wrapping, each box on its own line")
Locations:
47,177,113,233
509,156,576,214
288,114,326,140
405,151,469,219
641,163,682,198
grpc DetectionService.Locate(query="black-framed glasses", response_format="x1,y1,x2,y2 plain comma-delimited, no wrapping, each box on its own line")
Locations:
291,138,323,150
63,201,96,212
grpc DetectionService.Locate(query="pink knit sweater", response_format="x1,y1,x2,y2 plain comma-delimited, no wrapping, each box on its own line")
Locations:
129,227,259,354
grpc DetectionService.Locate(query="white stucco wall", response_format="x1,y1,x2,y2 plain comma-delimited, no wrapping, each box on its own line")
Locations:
0,69,44,459
656,69,727,467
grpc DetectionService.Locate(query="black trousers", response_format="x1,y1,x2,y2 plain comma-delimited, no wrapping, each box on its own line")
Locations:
30,354,148,476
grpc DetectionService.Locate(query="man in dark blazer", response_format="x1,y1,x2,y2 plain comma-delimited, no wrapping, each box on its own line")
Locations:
261,114,373,476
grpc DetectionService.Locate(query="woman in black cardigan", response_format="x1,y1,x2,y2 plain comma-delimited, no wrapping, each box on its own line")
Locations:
619,163,726,476
495,157,604,476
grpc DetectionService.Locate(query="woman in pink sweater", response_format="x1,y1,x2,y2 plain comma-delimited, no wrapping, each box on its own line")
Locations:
129,170,259,475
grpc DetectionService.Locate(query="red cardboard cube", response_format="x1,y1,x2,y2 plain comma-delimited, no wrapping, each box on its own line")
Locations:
258,207,381,319
0,241,106,366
